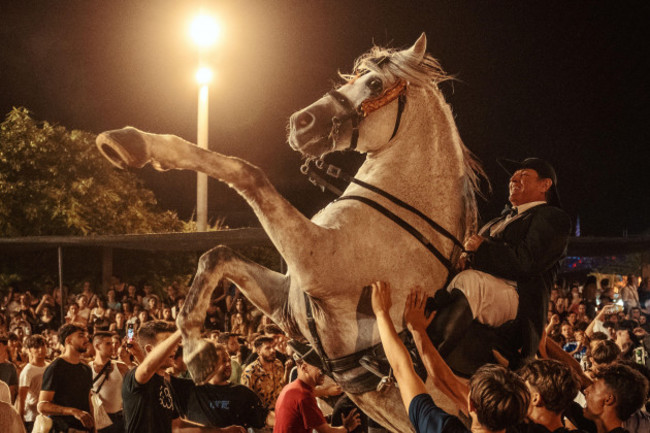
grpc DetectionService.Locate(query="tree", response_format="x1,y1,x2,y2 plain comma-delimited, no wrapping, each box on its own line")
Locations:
0,107,184,236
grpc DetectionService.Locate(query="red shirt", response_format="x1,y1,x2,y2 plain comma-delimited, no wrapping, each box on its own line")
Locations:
273,379,326,433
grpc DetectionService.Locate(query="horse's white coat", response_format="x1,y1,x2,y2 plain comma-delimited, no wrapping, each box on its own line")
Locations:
96,34,483,433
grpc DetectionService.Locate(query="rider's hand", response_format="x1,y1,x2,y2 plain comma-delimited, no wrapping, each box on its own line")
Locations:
370,282,392,316
456,253,470,272
342,408,361,432
404,288,435,332
464,234,484,252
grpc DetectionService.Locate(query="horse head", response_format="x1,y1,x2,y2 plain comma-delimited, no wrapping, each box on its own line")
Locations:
289,33,440,157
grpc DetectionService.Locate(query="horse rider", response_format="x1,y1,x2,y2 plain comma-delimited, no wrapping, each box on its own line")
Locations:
427,157,571,368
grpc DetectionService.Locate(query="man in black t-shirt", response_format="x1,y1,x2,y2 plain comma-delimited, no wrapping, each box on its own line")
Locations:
172,343,263,430
122,320,239,433
0,334,18,403
122,320,180,433
38,324,94,432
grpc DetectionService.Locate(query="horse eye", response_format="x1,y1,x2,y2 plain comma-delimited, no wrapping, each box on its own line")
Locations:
367,78,383,94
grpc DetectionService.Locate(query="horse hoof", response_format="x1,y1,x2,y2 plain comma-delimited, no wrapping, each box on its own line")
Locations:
96,127,151,169
184,339,219,385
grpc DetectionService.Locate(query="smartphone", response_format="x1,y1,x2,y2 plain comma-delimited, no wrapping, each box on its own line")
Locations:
126,323,135,347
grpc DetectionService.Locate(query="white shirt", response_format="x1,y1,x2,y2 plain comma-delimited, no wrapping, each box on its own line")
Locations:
18,363,47,422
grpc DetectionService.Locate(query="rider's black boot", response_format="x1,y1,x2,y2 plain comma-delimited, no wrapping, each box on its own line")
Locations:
426,288,474,359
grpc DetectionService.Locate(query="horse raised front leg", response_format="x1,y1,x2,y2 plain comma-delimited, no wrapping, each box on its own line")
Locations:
96,127,330,283
176,245,290,384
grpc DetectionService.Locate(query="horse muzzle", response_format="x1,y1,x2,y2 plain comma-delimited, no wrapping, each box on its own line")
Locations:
288,102,345,156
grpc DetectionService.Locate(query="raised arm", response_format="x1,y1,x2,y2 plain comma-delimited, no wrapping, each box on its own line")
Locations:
370,281,427,411
585,306,607,338
404,289,470,414
135,330,182,384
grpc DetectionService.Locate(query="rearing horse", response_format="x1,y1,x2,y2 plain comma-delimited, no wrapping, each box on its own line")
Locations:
96,34,484,432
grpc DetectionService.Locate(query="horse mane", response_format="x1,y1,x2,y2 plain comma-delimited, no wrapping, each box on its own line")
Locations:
341,44,490,239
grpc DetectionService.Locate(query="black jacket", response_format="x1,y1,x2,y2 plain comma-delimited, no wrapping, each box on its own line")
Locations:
473,203,571,358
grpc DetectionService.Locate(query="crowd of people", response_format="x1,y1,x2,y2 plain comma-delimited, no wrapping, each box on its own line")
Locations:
0,273,649,433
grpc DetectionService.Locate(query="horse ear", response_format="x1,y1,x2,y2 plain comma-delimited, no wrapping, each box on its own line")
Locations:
405,33,427,63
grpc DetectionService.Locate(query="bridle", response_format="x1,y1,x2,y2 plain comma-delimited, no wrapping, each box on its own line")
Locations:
327,78,408,150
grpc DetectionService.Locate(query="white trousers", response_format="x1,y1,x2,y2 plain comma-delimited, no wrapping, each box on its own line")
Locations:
447,269,519,327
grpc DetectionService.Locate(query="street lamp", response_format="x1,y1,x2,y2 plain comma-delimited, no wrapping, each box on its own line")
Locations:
190,13,220,231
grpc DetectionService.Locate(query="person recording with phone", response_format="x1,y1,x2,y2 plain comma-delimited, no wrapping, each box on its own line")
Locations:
585,303,624,339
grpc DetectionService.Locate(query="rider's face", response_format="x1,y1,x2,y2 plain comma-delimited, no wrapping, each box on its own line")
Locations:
508,169,550,207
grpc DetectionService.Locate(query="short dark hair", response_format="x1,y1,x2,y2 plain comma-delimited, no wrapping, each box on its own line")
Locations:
263,324,283,336
217,332,238,344
591,340,620,365
136,320,176,347
25,334,47,349
619,360,650,399
58,324,85,345
590,331,608,342
469,364,530,431
594,364,649,421
253,336,274,350
92,331,114,345
518,359,579,413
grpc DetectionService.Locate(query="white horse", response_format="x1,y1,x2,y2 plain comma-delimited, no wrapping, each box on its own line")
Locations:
96,34,484,432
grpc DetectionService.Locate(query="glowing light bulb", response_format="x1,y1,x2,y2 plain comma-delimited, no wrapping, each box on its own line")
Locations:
190,14,220,47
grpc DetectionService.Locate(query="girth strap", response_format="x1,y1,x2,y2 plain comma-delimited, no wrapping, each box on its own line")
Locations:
303,289,417,380
303,292,333,375
337,195,455,273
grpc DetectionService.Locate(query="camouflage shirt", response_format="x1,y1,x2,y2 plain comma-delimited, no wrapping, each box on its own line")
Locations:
241,358,285,410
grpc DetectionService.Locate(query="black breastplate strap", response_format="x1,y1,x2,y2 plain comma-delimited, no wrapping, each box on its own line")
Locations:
337,195,455,273
301,158,465,253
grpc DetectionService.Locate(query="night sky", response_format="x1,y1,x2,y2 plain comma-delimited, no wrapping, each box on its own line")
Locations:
1,1,648,236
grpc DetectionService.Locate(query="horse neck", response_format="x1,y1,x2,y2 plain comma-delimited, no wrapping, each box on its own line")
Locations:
354,86,469,239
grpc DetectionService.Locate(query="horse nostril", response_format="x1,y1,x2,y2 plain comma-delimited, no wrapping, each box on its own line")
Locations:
295,111,315,130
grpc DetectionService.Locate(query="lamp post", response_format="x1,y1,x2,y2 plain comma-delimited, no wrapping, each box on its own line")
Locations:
190,13,219,232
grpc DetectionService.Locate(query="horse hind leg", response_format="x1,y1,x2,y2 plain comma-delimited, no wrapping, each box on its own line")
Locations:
177,245,290,384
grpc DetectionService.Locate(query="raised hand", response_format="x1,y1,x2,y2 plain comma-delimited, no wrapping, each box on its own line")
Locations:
370,281,392,316
342,408,361,432
404,288,435,332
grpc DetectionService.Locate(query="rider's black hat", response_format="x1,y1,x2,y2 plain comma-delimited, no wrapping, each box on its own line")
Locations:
497,157,562,208
288,339,324,369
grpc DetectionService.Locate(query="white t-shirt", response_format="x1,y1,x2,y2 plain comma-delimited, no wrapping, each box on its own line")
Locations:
18,363,47,422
